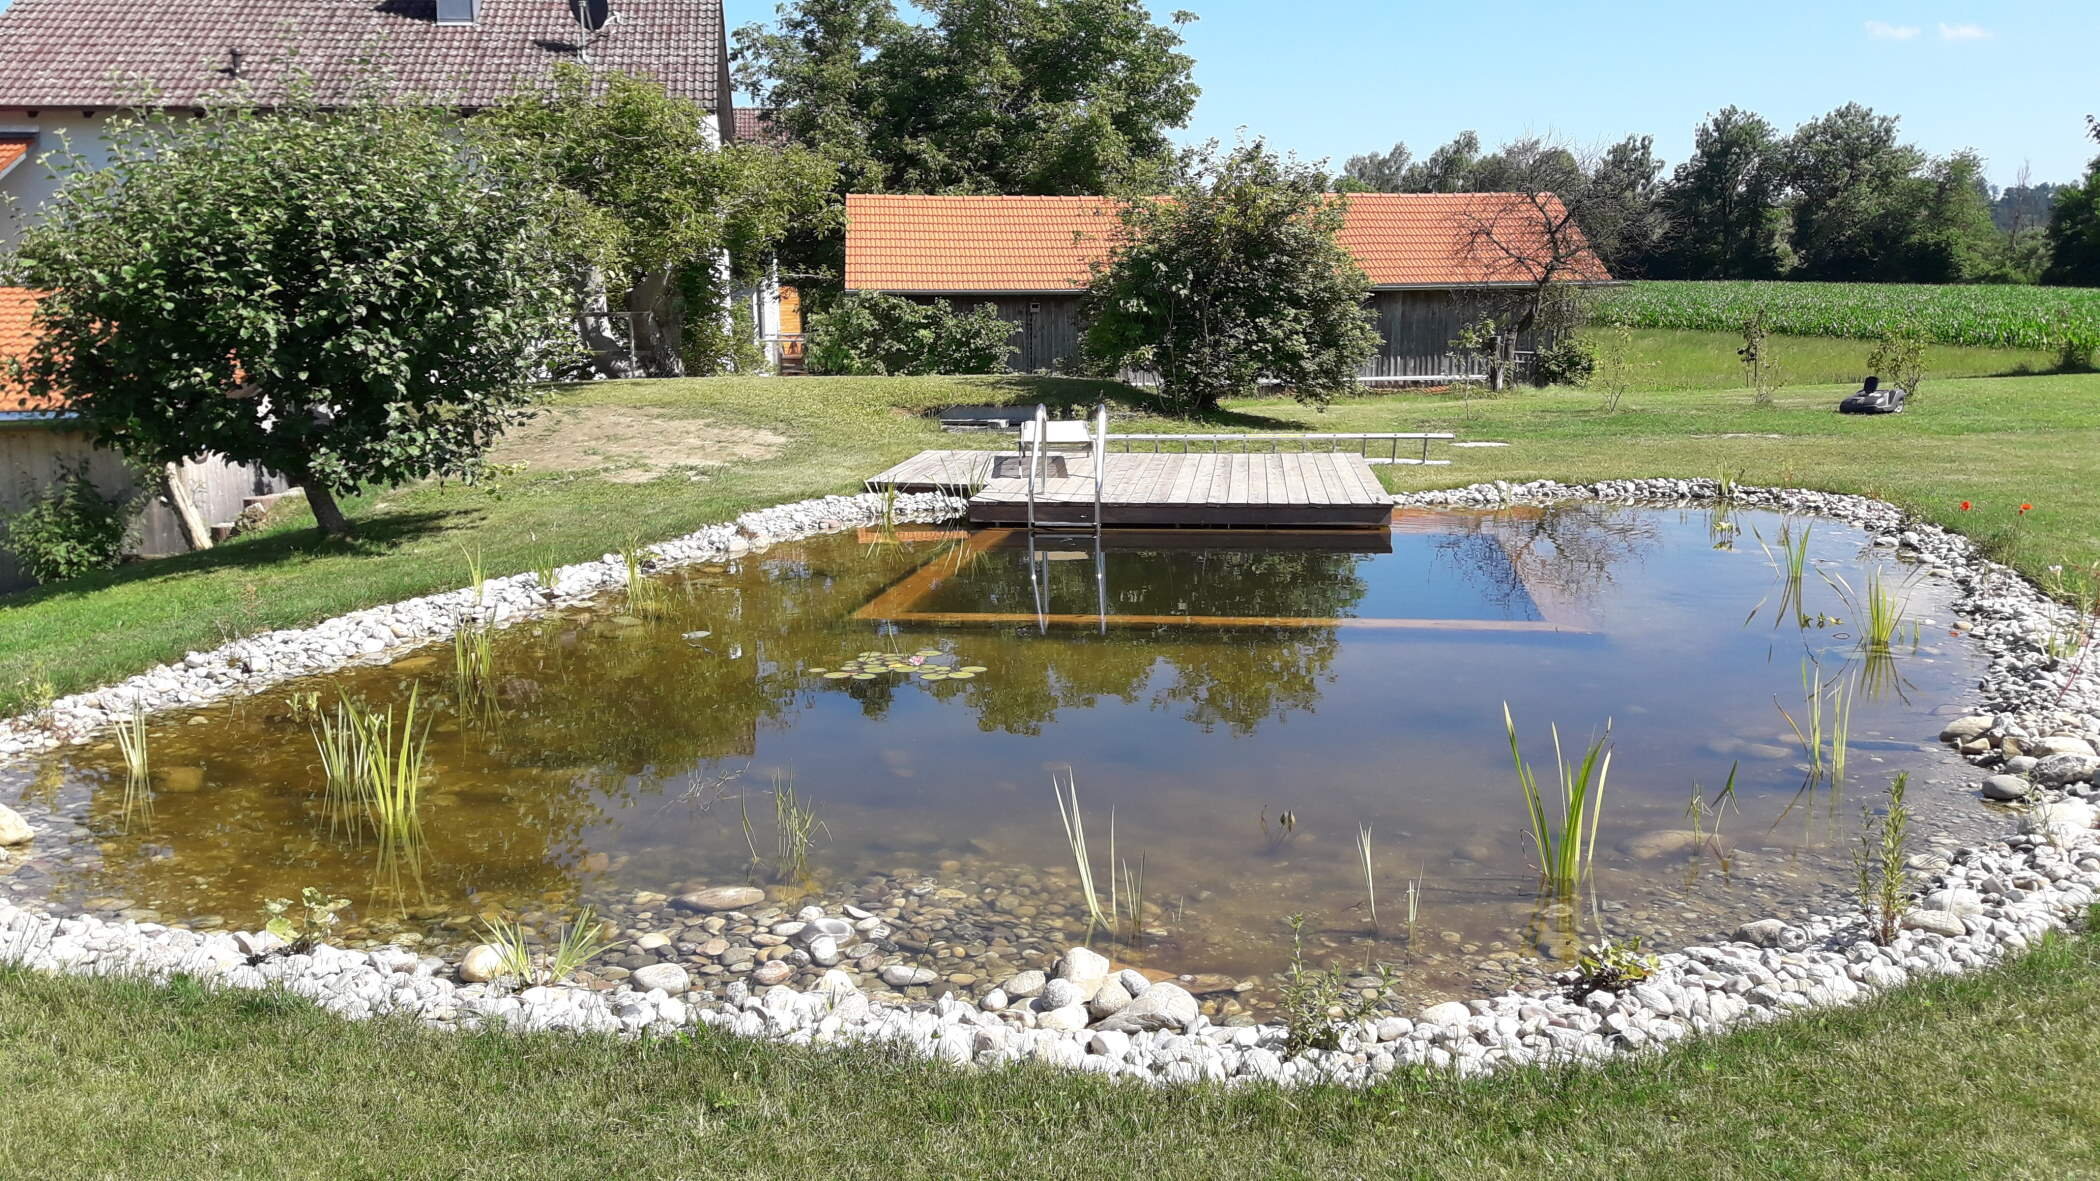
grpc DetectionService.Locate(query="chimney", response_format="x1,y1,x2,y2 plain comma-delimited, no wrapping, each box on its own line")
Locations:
436,0,479,25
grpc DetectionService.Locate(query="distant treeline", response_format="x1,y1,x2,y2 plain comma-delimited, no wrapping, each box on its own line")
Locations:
1337,106,2100,288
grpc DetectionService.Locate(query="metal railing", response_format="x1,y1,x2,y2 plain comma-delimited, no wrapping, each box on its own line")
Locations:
1020,403,1109,532
1105,431,1454,466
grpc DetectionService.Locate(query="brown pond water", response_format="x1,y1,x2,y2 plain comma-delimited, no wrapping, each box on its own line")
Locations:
0,505,2000,1001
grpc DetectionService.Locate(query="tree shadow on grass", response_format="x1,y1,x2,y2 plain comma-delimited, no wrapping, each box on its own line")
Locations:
958,375,1308,430
0,508,464,610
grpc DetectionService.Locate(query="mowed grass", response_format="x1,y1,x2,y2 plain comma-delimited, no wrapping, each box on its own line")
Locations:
1616,328,2059,390
1,917,2096,1179
5,365,2099,712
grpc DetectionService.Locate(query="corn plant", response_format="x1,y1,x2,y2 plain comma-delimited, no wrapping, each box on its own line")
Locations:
1504,703,1612,900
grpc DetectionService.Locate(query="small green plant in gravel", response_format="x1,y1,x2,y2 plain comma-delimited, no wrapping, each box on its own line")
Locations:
1569,936,1660,1000
1855,772,1913,945
261,887,351,955
1277,913,1396,1054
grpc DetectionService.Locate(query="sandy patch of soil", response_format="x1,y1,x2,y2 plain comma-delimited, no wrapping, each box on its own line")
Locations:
491,405,788,483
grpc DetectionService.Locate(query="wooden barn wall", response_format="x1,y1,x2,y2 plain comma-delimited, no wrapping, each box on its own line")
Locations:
907,294,1084,374
0,422,287,591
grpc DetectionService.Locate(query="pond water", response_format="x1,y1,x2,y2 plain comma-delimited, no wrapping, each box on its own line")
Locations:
0,505,1999,1008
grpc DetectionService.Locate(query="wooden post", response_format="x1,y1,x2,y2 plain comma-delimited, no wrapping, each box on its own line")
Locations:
161,462,214,552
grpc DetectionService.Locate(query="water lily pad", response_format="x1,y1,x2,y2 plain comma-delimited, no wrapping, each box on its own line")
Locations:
822,671,853,679
959,666,988,674
807,667,829,674
947,671,976,680
850,672,877,680
919,671,949,680
914,648,942,657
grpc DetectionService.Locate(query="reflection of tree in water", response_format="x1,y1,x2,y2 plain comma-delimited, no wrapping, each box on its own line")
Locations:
1439,504,1658,616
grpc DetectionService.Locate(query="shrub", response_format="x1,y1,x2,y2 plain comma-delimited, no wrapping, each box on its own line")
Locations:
804,293,1014,376
1866,331,1928,402
2,462,134,583
1531,335,1597,387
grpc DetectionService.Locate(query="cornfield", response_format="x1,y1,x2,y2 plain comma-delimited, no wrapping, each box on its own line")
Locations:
1591,281,2100,351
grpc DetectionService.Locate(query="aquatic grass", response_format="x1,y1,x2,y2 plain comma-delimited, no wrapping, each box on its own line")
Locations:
1051,770,1112,939
1356,823,1378,931
621,540,665,617
1776,661,1855,783
361,687,431,895
532,549,561,594
1503,703,1613,900
1686,762,1741,872
769,779,825,884
310,696,366,833
450,615,497,715
1404,867,1424,950
460,544,488,606
111,697,153,830
1116,851,1147,942
548,907,624,982
477,915,537,983
1761,519,1814,627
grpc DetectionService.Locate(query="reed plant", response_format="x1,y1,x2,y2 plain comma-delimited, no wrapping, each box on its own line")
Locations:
1776,661,1853,783
1757,519,1814,627
460,544,488,606
533,550,561,594
770,779,824,884
311,696,366,833
1051,769,1112,939
621,541,665,616
1356,823,1378,930
451,616,498,719
1685,762,1740,870
1404,868,1424,949
474,909,620,987
1116,852,1147,941
361,687,431,892
112,697,152,830
1503,704,1613,900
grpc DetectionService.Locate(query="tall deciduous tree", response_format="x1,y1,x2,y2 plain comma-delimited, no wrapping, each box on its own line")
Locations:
1657,107,1789,279
739,0,1197,197
2044,118,2100,286
1783,103,1926,280
474,64,838,379
1336,142,1413,193
1082,141,1380,414
9,98,573,537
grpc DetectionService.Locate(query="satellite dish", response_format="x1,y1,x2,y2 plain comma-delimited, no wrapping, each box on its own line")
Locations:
574,0,612,33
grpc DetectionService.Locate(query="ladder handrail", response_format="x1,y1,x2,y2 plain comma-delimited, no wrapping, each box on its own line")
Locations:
1092,402,1107,538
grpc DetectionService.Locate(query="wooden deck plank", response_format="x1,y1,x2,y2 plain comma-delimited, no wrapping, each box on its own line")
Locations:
1302,453,1335,505
1281,454,1308,505
1226,453,1249,507
1250,454,1270,506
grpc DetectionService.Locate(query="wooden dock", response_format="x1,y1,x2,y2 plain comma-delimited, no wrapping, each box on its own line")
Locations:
867,449,1398,529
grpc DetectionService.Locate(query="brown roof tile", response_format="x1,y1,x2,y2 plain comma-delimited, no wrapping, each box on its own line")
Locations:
0,0,728,111
844,192,1611,293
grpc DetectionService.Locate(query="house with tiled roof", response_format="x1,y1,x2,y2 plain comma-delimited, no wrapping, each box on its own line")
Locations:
843,192,1612,376
0,1,740,586
0,0,735,245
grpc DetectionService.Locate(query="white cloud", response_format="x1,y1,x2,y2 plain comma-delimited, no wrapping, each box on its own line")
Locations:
1938,22,1992,41
1864,20,1921,40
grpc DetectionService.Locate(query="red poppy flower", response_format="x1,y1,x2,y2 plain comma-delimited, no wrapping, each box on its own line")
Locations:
2019,503,2033,515
1959,501,1971,511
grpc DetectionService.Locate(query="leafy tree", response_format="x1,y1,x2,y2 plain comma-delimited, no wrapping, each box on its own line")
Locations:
474,64,838,379
1783,104,1926,280
803,293,1015,375
1657,107,1789,278
1403,131,1483,193
1582,134,1670,276
1336,142,1412,193
2044,118,2100,286
1899,150,2004,282
736,0,1198,199
9,97,573,536
1082,141,1380,414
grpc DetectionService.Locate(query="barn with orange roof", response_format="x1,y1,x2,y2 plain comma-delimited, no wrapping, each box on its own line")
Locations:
843,192,1613,377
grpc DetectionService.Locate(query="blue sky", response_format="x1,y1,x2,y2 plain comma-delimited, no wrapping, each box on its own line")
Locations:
726,1,2099,188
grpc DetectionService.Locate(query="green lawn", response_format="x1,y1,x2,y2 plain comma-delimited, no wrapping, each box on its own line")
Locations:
7,366,2100,714
2,916,2095,1179
1617,327,2059,390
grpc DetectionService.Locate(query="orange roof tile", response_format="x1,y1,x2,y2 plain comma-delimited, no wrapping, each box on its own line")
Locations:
0,287,62,414
0,135,33,176
844,192,1611,293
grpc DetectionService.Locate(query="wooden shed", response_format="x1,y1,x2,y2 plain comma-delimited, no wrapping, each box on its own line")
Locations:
842,193,1611,378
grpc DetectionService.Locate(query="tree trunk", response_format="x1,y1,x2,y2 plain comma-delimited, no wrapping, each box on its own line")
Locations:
577,266,636,380
302,483,352,537
160,462,214,552
628,268,687,378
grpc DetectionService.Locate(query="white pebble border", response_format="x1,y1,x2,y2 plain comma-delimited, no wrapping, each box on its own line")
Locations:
1,477,2096,1089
